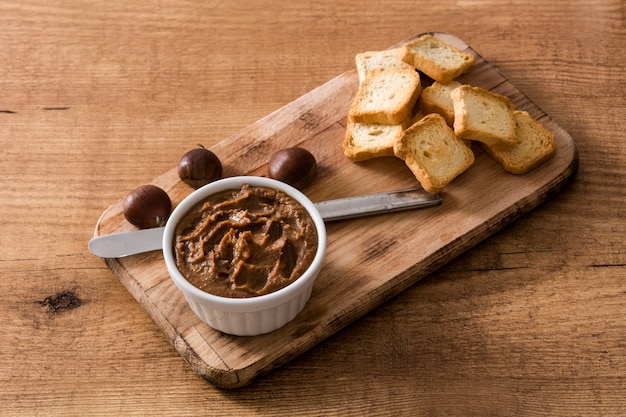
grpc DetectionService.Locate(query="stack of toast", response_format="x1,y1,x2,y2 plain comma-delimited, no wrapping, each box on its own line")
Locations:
343,34,557,194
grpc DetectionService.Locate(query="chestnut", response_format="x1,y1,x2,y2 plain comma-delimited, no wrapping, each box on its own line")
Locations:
178,145,222,188
268,147,317,190
122,184,172,229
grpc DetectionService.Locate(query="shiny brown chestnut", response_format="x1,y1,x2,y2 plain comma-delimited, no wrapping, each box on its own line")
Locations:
178,145,222,188
268,147,317,190
122,184,172,229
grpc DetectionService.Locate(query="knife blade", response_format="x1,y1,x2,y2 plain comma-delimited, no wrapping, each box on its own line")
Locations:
88,187,441,258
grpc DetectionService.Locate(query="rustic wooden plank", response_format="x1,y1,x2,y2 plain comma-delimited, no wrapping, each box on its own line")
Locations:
94,33,578,388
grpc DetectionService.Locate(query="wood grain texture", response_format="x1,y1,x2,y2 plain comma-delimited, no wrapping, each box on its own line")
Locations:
1,0,624,414
93,33,579,388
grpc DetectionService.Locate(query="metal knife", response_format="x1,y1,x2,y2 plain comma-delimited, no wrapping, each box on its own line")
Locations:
88,187,441,258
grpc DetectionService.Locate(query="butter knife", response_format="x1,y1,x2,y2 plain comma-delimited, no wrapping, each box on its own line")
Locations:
88,187,441,258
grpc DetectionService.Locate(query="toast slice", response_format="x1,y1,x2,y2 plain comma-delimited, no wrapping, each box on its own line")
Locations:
349,68,421,125
404,35,474,83
420,80,462,126
355,48,414,84
451,85,517,148
342,118,410,161
483,110,557,174
393,113,475,193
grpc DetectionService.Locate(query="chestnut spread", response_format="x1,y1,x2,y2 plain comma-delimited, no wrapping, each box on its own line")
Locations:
173,184,318,298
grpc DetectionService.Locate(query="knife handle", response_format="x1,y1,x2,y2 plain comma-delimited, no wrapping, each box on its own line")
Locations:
313,187,441,222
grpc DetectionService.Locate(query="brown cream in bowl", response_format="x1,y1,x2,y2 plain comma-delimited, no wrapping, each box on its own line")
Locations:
173,184,318,298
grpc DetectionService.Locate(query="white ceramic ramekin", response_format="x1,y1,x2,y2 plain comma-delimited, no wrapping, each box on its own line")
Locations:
162,176,326,336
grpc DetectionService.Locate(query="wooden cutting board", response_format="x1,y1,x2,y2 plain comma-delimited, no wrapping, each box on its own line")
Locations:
93,33,578,389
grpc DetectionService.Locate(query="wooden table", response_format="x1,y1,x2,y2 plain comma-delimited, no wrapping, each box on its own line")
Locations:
1,0,624,415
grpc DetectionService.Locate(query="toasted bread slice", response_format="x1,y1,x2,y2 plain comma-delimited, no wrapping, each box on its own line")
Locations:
420,80,462,126
342,118,411,161
483,110,557,174
451,85,517,148
355,48,414,84
393,113,475,193
404,35,474,83
349,68,421,125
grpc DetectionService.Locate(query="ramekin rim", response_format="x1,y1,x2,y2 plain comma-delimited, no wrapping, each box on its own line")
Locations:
162,176,326,311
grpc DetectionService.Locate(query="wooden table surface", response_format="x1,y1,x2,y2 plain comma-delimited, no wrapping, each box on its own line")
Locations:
1,0,624,415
